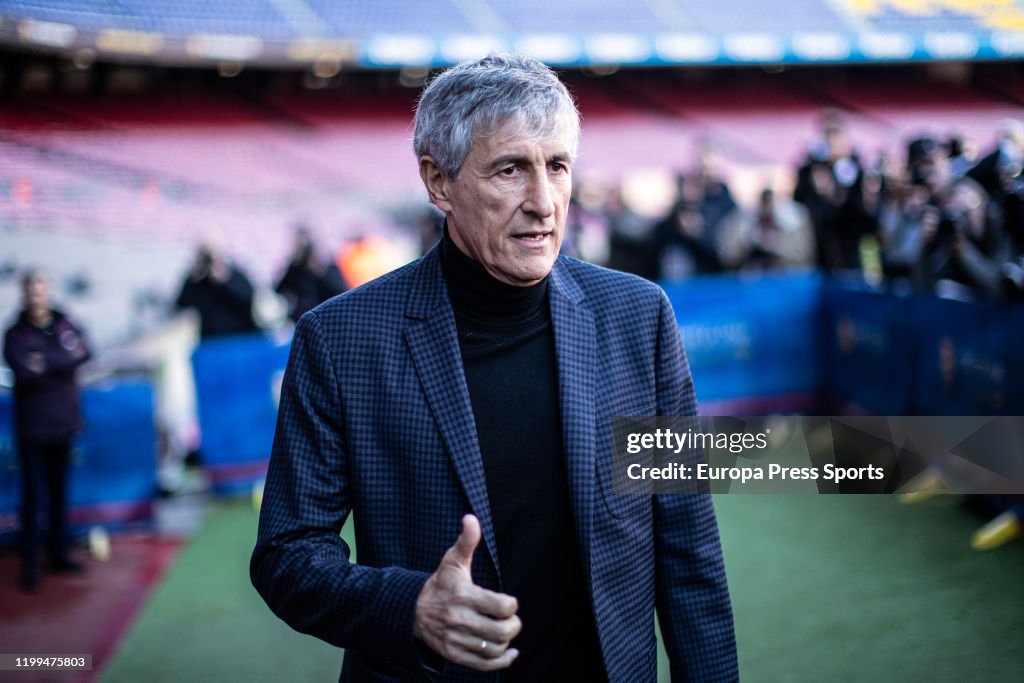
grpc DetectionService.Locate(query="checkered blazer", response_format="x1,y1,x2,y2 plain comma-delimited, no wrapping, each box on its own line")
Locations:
251,244,737,682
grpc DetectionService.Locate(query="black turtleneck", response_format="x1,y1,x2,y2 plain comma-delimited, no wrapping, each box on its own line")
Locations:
441,232,605,682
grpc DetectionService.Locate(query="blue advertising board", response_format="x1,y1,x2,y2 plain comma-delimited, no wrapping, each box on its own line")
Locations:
820,286,914,416
191,332,291,495
0,379,157,544
178,277,1021,496
909,296,1016,416
664,271,823,415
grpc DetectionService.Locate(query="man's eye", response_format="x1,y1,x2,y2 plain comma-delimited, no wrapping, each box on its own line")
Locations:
550,162,568,173
500,166,517,176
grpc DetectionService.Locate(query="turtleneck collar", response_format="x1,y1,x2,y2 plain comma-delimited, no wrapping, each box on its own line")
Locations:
440,225,549,325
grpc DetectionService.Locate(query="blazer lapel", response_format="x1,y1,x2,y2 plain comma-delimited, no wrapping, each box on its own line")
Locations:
548,259,596,576
403,247,502,580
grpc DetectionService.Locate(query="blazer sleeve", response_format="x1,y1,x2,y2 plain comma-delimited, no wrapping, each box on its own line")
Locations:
250,310,432,675
651,290,739,682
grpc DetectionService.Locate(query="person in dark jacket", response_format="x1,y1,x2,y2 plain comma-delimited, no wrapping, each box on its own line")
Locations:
917,177,1011,299
966,119,1024,201
274,226,347,323
794,114,874,272
176,242,260,338
3,271,92,591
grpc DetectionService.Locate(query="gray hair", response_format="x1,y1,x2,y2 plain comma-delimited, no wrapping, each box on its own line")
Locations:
413,53,580,179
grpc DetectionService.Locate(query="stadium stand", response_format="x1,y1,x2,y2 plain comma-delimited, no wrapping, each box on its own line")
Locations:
1,0,296,36
305,0,475,35
16,0,1024,37
859,4,986,32
4,0,1024,65
4,59,1022,352
5,67,1022,248
677,0,849,33
850,0,1024,31
486,0,689,33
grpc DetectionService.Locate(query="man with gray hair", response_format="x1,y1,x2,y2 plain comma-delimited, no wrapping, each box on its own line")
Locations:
252,53,736,682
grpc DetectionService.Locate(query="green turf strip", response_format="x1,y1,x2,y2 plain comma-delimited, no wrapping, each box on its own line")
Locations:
716,495,1024,683
102,495,1023,682
100,500,342,682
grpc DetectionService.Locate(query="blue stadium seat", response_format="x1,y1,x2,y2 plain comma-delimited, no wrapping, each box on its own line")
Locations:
487,0,691,33
304,0,474,35
868,6,984,32
0,0,1008,46
3,1,144,31
676,0,848,33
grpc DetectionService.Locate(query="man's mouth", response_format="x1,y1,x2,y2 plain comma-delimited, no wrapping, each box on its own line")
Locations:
512,230,552,243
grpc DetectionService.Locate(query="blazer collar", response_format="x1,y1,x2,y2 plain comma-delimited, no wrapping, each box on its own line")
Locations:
546,258,596,578
404,244,504,580
404,242,448,321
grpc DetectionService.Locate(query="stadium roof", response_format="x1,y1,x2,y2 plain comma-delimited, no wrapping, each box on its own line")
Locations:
2,0,1024,68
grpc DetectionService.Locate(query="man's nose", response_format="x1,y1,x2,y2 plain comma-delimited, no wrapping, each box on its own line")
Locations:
522,172,556,219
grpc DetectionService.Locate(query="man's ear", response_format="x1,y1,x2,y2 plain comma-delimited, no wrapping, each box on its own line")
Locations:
419,156,453,213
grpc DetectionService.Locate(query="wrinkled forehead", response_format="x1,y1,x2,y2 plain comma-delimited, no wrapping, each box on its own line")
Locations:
473,108,579,157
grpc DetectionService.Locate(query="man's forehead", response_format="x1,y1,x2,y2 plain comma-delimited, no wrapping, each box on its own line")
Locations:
470,115,575,159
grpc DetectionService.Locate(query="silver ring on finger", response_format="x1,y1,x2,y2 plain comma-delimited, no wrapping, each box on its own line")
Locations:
479,639,489,653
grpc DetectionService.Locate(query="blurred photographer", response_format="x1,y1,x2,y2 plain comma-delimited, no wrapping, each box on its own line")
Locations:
275,225,347,323
917,177,1010,299
175,241,260,339
877,137,947,282
907,135,951,198
794,113,873,272
966,118,1024,201
946,132,978,179
653,146,744,280
743,188,815,272
997,172,1024,299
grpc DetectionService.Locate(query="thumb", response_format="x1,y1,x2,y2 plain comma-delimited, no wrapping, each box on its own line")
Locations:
447,514,481,571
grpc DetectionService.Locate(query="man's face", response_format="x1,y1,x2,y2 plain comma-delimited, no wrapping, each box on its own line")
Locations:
24,276,50,314
433,116,573,286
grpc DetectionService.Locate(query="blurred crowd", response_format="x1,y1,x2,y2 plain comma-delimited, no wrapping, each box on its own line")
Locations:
173,114,1024,341
174,226,406,339
557,115,1024,303
16,112,1021,369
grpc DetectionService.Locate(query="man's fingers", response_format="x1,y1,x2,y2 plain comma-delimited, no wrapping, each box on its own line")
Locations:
419,515,522,671
444,630,512,659
450,609,522,645
447,646,520,672
447,514,481,570
441,517,518,620
464,585,518,619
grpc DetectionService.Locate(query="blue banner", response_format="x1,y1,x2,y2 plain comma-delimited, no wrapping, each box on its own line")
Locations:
0,379,157,543
664,271,823,415
191,332,291,495
909,296,1016,416
666,274,1023,417
177,278,1021,491
820,286,914,415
